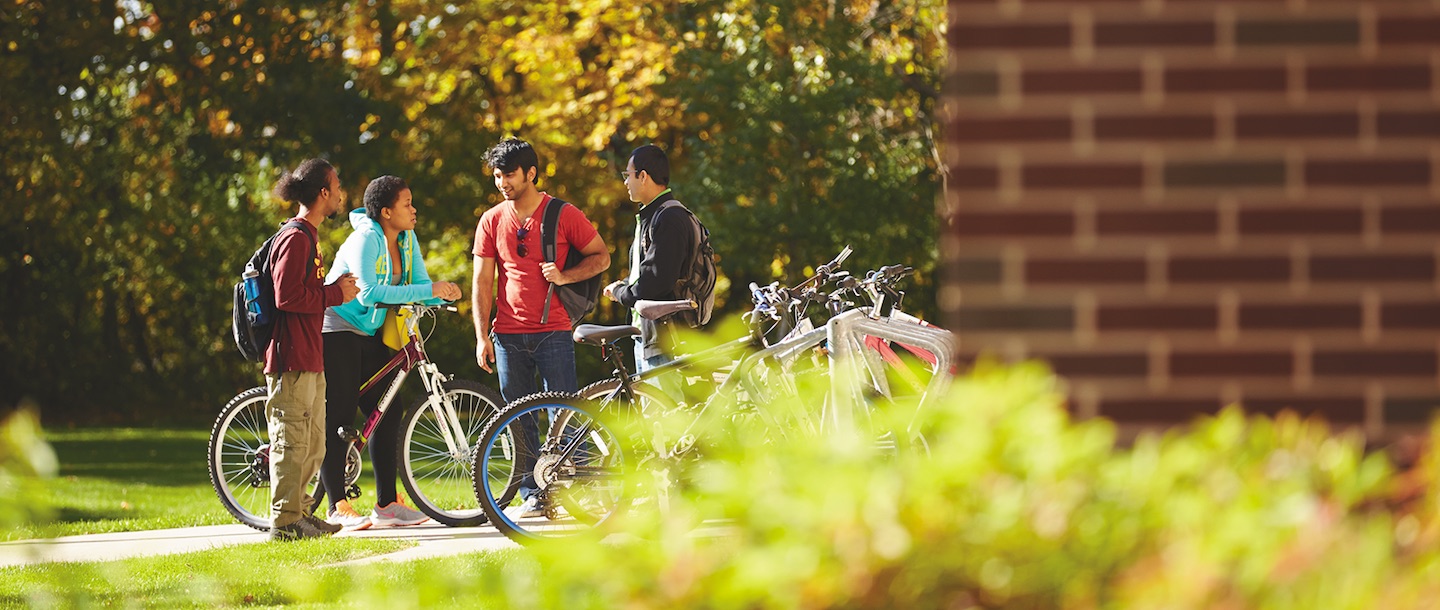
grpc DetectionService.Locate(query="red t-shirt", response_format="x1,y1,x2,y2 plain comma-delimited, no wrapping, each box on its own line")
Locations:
474,194,600,334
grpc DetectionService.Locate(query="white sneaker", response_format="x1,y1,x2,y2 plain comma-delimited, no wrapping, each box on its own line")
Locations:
371,501,429,526
327,499,372,531
504,495,546,520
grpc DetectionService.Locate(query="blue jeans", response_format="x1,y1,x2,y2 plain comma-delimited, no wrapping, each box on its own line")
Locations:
634,338,673,375
492,330,578,503
493,330,579,403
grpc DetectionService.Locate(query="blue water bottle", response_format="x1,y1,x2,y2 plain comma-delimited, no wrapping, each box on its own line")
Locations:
242,264,268,324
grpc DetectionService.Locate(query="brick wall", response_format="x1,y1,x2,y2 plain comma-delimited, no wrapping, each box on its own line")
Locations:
940,0,1440,438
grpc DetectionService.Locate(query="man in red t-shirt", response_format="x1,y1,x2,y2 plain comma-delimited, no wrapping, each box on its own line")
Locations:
471,139,609,518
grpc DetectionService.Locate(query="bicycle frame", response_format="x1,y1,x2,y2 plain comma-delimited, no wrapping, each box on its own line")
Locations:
346,306,468,462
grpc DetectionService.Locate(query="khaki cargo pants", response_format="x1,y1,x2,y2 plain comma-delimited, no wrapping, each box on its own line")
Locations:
265,371,327,528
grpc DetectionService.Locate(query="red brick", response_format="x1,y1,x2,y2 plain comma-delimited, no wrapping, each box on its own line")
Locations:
1386,397,1440,424
1165,160,1286,187
1313,350,1438,376
1238,209,1362,235
1243,397,1365,422
1306,160,1430,187
1307,65,1430,92
1098,305,1217,330
1239,303,1361,329
1377,111,1440,137
1170,256,1289,282
1235,20,1359,46
1024,69,1144,94
1171,352,1292,376
1377,17,1440,45
1027,259,1147,284
950,117,1070,143
1097,210,1218,235
950,211,1074,237
1044,353,1149,377
1100,398,1222,423
950,24,1070,49
1310,255,1434,282
951,165,1001,189
1094,22,1215,47
1166,66,1287,93
1095,115,1214,140
1024,163,1144,189
1383,302,1440,329
957,307,1074,331
1381,206,1440,233
1235,112,1359,138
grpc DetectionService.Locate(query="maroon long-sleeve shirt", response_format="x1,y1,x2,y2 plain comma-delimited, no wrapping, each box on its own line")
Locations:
264,218,345,375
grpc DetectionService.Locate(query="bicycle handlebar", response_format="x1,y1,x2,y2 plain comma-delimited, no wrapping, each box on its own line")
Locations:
377,302,459,313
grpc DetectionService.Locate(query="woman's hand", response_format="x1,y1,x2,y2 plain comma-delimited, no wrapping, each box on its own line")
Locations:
431,281,462,301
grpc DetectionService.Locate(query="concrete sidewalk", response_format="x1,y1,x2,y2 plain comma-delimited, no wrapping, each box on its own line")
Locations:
0,522,519,568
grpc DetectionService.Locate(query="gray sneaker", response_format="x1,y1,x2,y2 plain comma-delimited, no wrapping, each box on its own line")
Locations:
371,501,430,526
269,516,333,541
303,512,342,534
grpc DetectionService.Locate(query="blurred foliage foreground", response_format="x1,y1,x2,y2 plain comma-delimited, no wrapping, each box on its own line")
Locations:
7,363,1440,609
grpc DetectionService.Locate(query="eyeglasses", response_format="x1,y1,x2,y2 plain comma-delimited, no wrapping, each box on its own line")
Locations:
618,170,631,182
516,223,530,258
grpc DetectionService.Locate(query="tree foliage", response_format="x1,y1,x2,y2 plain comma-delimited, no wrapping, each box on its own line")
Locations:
1,0,944,422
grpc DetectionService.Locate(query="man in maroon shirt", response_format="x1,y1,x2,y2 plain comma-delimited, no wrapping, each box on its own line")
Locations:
265,158,359,541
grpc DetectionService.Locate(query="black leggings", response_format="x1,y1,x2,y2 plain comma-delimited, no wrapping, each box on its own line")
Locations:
321,330,402,511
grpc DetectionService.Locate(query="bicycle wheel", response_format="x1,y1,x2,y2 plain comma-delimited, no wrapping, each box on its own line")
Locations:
208,387,273,530
473,392,630,544
208,387,356,530
398,378,503,527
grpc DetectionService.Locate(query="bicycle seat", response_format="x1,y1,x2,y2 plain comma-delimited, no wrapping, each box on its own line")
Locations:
573,324,641,346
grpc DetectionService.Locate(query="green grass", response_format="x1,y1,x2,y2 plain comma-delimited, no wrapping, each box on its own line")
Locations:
8,428,232,541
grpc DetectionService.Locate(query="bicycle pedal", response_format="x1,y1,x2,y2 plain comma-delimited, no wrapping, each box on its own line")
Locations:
346,484,362,500
337,427,360,443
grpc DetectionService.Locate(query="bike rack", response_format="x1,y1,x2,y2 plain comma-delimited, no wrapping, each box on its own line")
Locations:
823,309,956,436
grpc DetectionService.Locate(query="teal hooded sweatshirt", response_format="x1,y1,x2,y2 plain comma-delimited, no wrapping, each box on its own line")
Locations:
325,208,444,335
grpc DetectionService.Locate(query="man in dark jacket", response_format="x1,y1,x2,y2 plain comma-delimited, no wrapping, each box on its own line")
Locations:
605,144,697,373
265,158,359,541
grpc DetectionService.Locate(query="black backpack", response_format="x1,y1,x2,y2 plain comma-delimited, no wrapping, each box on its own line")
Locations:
232,220,316,362
539,197,602,327
653,200,717,328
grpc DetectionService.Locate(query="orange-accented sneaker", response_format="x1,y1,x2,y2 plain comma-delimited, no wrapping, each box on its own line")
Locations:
327,499,371,531
372,501,429,527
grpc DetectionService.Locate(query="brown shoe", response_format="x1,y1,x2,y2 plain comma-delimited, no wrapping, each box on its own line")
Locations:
303,511,342,534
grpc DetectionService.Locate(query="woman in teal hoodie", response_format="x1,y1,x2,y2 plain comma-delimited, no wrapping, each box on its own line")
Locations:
319,176,462,530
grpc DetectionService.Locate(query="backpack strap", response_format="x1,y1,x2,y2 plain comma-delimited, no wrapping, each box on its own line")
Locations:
540,197,567,264
539,197,567,324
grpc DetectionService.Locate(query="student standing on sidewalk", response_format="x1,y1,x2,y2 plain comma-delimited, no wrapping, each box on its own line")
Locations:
471,138,609,519
320,175,461,530
265,158,359,541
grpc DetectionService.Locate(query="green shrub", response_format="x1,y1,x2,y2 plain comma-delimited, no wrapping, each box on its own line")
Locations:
409,358,1440,609
0,405,56,531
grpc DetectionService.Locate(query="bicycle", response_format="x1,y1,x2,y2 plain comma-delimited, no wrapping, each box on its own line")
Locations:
470,249,954,543
207,303,504,530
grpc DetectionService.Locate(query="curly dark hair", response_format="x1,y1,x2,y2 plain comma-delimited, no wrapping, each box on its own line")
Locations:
363,175,409,220
484,138,540,185
272,158,335,204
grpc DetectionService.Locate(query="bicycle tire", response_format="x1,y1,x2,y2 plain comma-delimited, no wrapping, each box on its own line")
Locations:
397,378,503,527
472,392,630,544
207,387,352,530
